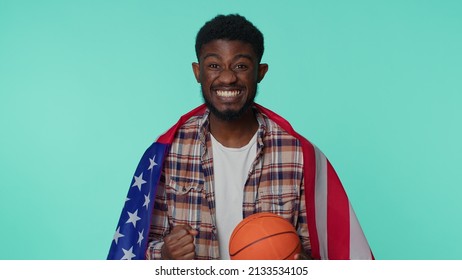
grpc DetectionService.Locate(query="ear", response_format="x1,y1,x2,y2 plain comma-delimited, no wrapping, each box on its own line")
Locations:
257,63,269,83
192,62,201,83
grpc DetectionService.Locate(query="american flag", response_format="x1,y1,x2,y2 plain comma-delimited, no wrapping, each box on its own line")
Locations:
107,142,167,260
107,104,373,260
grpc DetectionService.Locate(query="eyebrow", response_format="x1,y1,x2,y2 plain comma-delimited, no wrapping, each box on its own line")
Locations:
202,53,220,60
202,53,255,62
235,54,254,61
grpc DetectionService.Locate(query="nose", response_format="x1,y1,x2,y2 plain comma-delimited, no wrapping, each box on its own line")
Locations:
218,68,237,84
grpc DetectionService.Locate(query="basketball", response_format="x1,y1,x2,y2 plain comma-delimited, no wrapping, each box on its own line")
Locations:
228,212,301,260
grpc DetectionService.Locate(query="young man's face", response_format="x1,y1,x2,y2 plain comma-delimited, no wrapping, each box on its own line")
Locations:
192,39,268,121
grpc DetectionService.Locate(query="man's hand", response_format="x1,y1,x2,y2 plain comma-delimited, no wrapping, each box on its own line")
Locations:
294,241,313,260
161,225,198,260
294,252,313,260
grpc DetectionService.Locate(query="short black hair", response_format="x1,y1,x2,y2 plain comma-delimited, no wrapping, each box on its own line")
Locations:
195,14,264,62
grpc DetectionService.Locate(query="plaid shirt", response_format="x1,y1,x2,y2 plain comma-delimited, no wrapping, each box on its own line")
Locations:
147,107,310,259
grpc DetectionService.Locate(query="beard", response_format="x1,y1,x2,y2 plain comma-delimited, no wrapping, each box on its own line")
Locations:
201,86,258,121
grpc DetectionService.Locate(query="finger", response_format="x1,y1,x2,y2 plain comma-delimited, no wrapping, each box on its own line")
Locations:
166,226,191,242
172,247,195,260
172,225,191,235
188,229,199,236
295,252,309,260
164,227,195,248
178,251,195,260
167,225,198,241
169,241,196,259
181,224,198,235
175,231,196,247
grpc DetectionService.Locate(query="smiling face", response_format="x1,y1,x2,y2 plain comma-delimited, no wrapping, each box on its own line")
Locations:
192,39,268,121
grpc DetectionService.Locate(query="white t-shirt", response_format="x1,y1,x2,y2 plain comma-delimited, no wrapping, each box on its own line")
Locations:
211,132,258,260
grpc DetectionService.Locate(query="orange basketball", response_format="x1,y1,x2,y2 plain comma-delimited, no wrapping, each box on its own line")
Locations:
229,212,301,260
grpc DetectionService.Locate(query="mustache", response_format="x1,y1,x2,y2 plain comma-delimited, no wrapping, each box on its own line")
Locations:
211,84,245,90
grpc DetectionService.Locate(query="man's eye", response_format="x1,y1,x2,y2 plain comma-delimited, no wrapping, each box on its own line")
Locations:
208,64,219,69
235,64,248,70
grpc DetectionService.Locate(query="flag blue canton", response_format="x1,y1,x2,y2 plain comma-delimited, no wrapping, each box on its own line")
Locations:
107,143,168,260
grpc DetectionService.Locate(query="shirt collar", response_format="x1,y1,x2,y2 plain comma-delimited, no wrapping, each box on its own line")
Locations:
198,105,267,150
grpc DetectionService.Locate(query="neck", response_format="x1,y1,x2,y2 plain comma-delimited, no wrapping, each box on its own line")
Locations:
209,108,258,148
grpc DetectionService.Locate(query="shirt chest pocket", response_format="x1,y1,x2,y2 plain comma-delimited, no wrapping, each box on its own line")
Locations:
166,177,205,226
258,185,299,221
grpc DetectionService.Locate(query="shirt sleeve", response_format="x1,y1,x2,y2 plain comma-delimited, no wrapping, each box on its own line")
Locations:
146,172,170,260
298,175,312,255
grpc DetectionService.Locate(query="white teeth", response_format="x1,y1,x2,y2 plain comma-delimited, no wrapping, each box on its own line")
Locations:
216,90,240,97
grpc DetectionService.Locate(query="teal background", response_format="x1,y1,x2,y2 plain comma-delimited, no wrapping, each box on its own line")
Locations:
1,0,461,259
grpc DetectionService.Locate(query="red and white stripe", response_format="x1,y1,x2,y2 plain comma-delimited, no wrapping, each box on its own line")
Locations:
312,146,373,259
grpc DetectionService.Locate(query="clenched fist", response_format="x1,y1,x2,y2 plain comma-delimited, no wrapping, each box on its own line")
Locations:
161,225,198,260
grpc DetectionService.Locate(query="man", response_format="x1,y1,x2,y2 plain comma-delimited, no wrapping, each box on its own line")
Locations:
108,14,372,260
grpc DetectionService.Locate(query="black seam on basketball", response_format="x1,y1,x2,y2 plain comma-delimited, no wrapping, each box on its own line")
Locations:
230,215,287,240
229,231,298,257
